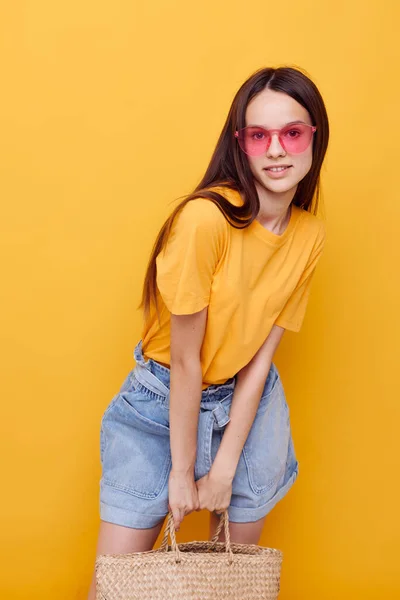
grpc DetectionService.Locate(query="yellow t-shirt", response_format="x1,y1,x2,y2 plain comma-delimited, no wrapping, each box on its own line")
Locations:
141,186,326,389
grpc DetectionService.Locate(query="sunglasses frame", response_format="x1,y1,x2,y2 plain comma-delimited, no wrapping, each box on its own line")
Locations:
234,123,317,156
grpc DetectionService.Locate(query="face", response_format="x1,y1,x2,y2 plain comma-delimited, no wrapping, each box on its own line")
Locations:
243,89,314,196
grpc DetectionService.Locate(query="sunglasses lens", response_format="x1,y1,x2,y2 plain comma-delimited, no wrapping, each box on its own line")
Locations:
280,124,313,153
236,124,314,155
237,127,269,156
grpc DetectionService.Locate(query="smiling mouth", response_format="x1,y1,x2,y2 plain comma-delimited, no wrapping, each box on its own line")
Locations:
265,166,292,172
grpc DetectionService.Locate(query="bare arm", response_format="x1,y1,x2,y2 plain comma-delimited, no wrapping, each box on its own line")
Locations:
168,307,207,527
169,307,207,473
210,324,286,481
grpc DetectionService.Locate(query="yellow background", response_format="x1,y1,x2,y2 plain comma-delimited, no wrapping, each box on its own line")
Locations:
1,1,399,598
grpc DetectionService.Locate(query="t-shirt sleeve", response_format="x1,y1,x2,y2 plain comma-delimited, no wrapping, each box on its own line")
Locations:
156,199,227,315
274,220,326,332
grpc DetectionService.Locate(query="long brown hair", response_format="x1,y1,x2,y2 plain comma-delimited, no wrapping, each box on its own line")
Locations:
139,66,330,321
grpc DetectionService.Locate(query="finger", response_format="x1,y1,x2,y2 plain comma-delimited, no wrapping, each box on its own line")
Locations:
172,508,182,531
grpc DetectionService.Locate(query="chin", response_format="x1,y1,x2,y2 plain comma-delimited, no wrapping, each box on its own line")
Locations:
260,169,306,191
261,177,297,194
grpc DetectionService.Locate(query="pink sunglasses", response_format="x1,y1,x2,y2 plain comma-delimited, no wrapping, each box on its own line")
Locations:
235,123,317,156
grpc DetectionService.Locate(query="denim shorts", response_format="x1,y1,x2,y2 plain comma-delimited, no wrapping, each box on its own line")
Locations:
99,340,299,529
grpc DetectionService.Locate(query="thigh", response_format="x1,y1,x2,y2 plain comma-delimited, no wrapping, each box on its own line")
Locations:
100,380,172,528
210,368,298,525
229,374,297,516
96,518,165,555
87,519,165,600
209,511,266,545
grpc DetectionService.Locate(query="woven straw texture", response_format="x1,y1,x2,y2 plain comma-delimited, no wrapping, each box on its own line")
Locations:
95,511,283,599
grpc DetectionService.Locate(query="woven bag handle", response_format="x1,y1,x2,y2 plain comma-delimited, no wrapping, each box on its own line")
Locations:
160,510,233,564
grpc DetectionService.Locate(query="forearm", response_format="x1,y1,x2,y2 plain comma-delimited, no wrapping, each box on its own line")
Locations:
210,357,272,480
169,359,203,475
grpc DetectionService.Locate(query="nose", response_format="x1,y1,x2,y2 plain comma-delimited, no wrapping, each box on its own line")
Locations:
266,132,286,157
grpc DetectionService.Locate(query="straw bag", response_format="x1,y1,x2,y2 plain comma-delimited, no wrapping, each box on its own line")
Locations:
95,510,283,599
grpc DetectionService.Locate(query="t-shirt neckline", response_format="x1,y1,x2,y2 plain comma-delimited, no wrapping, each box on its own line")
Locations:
210,184,302,246
249,203,302,246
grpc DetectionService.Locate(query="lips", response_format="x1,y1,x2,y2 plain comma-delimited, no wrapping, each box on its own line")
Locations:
263,165,292,178
265,166,292,171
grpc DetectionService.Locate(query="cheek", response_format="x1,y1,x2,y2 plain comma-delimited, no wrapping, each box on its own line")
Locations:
247,155,263,175
294,150,313,177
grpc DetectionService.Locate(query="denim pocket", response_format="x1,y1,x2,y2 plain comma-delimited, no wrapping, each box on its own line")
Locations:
101,391,171,500
243,378,290,494
257,366,280,413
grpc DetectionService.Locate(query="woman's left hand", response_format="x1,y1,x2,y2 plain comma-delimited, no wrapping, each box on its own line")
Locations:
196,469,233,513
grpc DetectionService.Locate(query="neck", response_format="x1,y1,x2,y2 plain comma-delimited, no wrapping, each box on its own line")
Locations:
254,180,297,234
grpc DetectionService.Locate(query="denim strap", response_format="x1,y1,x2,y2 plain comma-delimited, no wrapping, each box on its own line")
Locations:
133,340,170,401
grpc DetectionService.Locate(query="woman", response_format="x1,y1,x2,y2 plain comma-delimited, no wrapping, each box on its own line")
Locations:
87,66,329,598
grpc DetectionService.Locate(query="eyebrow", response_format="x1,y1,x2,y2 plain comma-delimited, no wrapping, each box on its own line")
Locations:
247,120,308,128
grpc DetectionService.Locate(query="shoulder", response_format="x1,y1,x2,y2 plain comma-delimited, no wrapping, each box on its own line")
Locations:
174,195,229,238
178,196,226,222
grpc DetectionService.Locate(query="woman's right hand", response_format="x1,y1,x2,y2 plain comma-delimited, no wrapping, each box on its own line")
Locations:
168,469,200,531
